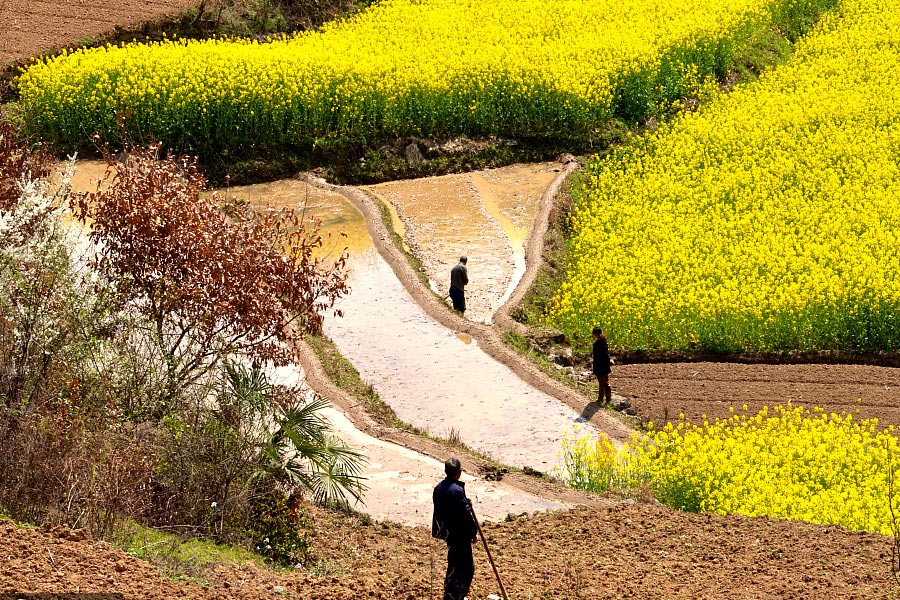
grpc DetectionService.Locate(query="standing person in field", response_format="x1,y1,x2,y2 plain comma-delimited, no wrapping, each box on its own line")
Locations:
592,326,613,405
449,256,468,314
432,457,478,600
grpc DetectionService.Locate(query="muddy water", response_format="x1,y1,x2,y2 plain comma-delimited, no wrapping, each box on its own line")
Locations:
222,179,371,260
53,160,107,231
269,366,567,526
68,156,566,524
223,167,587,470
471,164,560,306
66,162,366,261
66,159,110,193
365,163,559,323
66,159,584,496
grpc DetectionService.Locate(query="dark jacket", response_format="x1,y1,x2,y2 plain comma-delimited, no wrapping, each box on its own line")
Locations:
432,478,477,545
450,263,469,291
592,336,612,376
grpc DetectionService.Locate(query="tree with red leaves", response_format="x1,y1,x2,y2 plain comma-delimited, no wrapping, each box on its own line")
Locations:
73,144,349,418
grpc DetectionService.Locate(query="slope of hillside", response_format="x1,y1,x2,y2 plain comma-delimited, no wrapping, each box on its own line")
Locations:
1,504,892,599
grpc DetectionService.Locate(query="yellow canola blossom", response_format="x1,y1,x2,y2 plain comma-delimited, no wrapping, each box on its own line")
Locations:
559,404,900,535
18,0,805,149
552,0,900,353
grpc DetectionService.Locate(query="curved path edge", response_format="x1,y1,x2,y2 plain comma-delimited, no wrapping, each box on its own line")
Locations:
493,154,579,334
292,337,609,509
298,169,633,446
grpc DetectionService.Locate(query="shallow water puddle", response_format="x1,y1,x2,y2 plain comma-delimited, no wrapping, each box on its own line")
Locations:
364,163,558,322
221,179,370,259
472,164,559,305
55,160,111,231
67,159,565,523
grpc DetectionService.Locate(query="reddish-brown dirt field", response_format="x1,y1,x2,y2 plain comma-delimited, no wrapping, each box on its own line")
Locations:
1,505,893,600
616,361,900,430
1,0,199,65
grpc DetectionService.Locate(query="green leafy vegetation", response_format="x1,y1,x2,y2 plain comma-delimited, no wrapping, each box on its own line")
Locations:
0,121,364,566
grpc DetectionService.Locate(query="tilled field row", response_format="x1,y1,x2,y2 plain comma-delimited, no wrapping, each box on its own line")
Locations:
2,0,198,64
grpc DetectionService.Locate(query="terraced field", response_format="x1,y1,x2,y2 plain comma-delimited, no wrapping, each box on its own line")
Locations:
2,0,898,598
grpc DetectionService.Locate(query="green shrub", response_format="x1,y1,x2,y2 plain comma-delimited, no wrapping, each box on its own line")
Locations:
248,493,311,567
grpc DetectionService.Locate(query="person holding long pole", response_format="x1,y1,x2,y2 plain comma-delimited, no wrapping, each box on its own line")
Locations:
469,503,509,600
432,457,478,600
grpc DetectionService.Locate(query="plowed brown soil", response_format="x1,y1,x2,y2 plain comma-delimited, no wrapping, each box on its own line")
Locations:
616,361,900,430
1,0,198,65
1,504,893,600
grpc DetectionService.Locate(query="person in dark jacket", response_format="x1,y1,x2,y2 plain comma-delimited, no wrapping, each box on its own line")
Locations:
432,457,478,600
592,326,612,405
449,256,469,314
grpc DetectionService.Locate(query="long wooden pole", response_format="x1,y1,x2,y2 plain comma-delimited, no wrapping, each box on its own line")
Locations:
469,504,509,600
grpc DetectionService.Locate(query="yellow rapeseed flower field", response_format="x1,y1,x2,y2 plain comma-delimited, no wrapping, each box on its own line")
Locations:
552,0,900,353
17,0,829,151
559,404,900,535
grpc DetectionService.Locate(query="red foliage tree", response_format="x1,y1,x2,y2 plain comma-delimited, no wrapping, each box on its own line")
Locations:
73,144,348,416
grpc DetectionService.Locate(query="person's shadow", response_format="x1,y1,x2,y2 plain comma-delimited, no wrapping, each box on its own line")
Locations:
575,401,600,423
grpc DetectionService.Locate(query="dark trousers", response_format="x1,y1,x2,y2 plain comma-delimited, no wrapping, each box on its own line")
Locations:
596,373,611,403
444,542,474,600
449,287,466,313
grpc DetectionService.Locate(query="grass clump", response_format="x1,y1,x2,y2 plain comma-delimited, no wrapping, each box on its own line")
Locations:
113,521,266,582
